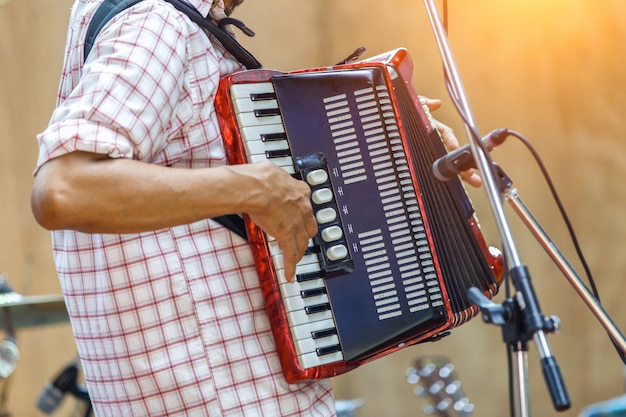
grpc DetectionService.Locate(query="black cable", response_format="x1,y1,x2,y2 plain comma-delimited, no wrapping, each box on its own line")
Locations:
507,131,626,367
505,130,599,298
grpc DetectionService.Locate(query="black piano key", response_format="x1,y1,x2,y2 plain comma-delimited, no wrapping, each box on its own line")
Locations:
254,108,281,117
265,149,291,158
261,132,287,142
304,245,321,255
311,327,337,339
304,303,331,314
250,92,277,101
316,344,342,356
300,287,327,298
296,270,324,282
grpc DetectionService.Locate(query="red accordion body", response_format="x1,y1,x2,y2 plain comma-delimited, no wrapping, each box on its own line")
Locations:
215,48,503,382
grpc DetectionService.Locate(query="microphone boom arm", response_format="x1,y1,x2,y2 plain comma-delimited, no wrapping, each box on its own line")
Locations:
504,186,626,354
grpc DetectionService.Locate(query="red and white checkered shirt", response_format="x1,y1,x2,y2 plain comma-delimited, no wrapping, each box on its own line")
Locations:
35,0,336,415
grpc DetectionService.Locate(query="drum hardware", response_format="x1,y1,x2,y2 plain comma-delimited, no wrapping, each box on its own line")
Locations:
0,274,68,330
406,356,473,417
0,278,18,380
0,273,71,416
0,310,19,380
36,358,92,417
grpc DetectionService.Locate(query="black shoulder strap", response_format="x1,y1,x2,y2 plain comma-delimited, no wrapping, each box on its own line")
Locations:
84,0,143,62
161,0,262,70
84,0,255,240
83,0,262,68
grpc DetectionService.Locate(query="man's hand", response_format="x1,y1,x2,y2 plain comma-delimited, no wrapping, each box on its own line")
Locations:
421,97,483,188
241,163,318,283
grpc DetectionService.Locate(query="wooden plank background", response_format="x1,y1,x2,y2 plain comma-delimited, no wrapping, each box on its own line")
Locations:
1,0,625,415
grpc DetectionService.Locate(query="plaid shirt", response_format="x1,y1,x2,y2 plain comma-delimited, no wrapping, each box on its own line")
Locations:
35,0,336,415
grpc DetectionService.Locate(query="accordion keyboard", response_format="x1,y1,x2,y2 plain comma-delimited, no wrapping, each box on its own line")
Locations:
230,82,348,369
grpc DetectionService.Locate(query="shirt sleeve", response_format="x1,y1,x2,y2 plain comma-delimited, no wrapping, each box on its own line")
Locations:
35,1,197,172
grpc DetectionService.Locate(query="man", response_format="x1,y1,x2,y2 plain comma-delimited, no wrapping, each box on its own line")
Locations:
32,0,478,415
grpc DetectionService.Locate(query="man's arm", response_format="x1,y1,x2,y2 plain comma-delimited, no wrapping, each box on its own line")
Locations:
31,151,318,281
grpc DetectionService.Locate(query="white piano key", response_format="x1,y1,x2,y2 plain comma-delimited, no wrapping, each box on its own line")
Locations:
268,239,315,258
243,139,290,156
245,153,293,166
287,307,334,329
267,239,279,254
282,293,330,313
246,154,270,164
236,111,283,127
297,253,321,267
232,97,279,113
290,318,337,341
240,124,286,143
295,328,343,366
294,334,339,356
279,277,326,298
247,154,295,172
273,254,322,284
275,266,323,287
230,82,275,100
245,138,290,153
272,252,319,268
299,349,344,368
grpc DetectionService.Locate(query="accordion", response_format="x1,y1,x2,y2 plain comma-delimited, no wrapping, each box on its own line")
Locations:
215,48,503,382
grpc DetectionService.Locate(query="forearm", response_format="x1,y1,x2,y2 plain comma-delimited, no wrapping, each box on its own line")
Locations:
31,151,267,234
32,150,318,280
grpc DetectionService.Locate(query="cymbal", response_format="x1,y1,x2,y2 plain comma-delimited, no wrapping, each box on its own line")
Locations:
0,293,69,330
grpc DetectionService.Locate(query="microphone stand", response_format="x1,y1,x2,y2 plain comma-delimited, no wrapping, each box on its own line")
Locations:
421,0,571,415
71,385,93,417
502,176,626,355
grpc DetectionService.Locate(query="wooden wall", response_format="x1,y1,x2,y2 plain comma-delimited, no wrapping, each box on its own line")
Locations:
1,0,79,415
1,0,625,415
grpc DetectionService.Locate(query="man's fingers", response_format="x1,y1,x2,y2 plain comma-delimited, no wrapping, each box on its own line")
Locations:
460,169,483,188
281,218,317,283
305,215,318,240
420,96,442,112
433,120,460,151
419,97,484,188
281,241,299,283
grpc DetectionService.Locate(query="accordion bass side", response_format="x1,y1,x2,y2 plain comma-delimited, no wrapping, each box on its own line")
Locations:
215,48,504,382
